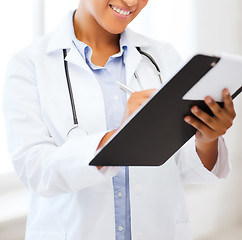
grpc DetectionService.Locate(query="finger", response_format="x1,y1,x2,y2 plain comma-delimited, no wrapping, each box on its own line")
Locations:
204,96,233,129
184,116,216,137
191,103,233,132
138,89,157,97
190,106,217,130
204,96,225,119
131,89,156,103
222,88,236,119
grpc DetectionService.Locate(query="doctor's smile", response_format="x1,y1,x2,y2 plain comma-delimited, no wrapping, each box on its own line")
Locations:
110,5,132,18
3,0,239,239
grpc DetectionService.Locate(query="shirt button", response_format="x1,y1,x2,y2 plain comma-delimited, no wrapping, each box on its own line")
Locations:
117,190,123,198
134,184,144,195
114,95,120,100
118,225,124,232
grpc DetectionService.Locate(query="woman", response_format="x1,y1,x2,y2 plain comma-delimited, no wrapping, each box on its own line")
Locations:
4,0,236,239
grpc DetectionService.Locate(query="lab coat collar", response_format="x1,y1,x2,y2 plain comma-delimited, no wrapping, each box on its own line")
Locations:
47,11,92,72
122,28,150,48
46,11,74,54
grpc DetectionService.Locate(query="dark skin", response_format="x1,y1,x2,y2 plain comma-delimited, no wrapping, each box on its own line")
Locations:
74,0,236,171
185,90,236,170
98,89,236,171
74,0,148,66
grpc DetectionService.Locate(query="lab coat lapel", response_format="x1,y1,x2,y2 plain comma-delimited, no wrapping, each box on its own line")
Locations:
124,46,142,87
123,28,150,87
63,47,107,133
65,46,92,74
46,13,107,133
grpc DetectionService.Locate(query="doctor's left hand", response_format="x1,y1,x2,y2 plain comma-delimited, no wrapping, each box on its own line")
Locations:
184,88,236,170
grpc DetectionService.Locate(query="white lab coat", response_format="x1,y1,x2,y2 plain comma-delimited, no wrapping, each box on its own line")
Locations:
4,11,230,240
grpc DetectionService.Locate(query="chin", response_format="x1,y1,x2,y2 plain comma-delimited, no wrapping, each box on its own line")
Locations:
106,25,127,34
108,29,126,34
100,20,128,34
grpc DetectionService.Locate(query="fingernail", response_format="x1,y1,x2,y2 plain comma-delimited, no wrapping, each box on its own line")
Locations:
224,88,229,95
184,116,191,122
205,96,212,103
192,106,199,113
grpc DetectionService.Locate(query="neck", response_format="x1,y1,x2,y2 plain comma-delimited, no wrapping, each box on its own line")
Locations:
73,8,120,50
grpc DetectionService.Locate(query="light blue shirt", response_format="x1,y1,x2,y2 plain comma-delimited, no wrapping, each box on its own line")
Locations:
71,24,132,240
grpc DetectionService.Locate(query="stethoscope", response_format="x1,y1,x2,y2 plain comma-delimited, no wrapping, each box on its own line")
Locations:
63,47,162,127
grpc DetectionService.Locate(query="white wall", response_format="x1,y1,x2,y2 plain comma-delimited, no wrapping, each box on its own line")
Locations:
130,0,196,58
195,0,242,55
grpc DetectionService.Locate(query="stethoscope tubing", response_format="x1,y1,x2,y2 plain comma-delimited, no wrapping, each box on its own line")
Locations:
63,47,161,126
63,49,79,125
136,47,161,73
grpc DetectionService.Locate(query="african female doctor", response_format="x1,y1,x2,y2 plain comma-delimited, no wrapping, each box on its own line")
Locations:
4,0,236,239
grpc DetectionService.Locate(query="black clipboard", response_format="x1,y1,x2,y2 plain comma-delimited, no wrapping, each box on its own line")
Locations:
89,54,242,166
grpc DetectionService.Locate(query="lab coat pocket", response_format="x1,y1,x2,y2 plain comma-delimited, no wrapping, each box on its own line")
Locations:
175,223,193,240
26,231,66,240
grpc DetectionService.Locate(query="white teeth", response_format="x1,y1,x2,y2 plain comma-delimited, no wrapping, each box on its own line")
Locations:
110,5,131,16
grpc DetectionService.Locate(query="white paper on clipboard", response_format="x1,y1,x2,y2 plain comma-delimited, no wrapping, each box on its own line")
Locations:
182,52,242,101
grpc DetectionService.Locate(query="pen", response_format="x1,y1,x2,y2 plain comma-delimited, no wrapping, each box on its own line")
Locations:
116,81,135,94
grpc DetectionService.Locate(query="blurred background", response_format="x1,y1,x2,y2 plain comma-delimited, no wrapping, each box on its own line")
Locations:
0,0,241,239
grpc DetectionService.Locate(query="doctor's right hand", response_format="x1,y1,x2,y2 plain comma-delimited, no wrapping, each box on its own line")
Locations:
121,89,156,124
96,89,156,169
